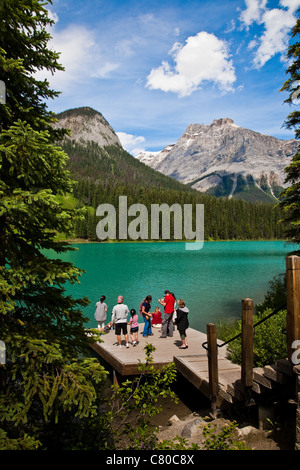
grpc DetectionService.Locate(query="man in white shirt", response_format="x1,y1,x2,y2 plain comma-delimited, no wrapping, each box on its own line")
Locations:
112,295,129,348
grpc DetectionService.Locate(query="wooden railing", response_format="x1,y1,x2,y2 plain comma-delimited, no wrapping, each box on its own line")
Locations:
286,256,300,362
203,255,300,414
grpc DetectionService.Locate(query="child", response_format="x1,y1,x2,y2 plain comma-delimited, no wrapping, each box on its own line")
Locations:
104,321,113,332
151,306,162,328
128,308,139,346
175,299,189,349
94,295,108,332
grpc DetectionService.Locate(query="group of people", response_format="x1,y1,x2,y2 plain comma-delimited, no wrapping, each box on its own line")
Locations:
94,290,189,349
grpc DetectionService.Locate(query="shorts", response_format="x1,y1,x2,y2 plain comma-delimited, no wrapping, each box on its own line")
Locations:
115,322,128,335
130,326,139,333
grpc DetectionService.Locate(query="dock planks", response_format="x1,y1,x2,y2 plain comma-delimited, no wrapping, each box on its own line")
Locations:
90,326,210,374
90,325,238,400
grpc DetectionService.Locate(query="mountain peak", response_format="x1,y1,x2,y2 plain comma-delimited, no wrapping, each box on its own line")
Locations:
56,106,103,120
184,118,239,137
137,119,298,203
53,107,122,148
210,118,236,127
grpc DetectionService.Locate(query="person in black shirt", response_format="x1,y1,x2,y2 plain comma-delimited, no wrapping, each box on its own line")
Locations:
175,299,189,349
141,295,152,337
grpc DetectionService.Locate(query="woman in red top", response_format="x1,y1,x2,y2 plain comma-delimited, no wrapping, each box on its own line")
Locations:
158,290,175,338
151,307,162,328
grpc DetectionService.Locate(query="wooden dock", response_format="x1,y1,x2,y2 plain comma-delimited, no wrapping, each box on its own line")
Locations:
90,323,295,410
89,256,300,442
89,325,241,402
90,326,213,375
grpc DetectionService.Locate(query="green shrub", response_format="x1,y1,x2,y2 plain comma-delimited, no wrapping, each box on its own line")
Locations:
218,274,287,367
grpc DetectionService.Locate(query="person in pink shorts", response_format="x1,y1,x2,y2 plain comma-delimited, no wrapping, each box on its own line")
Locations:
128,308,139,346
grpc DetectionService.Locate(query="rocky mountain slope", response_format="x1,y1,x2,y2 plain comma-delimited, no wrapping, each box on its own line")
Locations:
53,106,122,148
50,107,285,241
52,106,195,193
137,118,298,203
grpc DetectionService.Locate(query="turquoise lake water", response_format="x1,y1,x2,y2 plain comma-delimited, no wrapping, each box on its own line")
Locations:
58,241,292,332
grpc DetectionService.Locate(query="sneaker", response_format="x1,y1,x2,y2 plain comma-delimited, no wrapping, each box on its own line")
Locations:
126,343,129,348
118,345,122,348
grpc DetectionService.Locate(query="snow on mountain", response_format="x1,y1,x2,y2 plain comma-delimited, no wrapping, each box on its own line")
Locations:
137,118,298,202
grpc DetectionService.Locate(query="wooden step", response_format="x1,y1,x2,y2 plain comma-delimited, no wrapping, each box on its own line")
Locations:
275,358,294,377
219,370,245,401
226,381,245,401
253,367,274,389
218,386,239,404
263,364,289,385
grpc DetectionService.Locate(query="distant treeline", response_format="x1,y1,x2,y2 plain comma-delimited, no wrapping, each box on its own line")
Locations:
60,141,285,241
72,179,284,242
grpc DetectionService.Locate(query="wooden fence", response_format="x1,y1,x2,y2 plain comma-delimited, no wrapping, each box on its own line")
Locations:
206,255,300,412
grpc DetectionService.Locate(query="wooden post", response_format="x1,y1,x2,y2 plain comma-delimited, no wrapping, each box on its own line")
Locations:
207,323,219,417
286,256,300,363
113,369,121,388
241,298,254,388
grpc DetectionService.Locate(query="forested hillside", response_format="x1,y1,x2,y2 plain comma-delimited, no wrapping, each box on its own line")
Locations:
59,141,285,242
62,140,196,191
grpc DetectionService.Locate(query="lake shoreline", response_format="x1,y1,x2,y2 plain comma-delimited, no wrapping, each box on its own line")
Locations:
64,237,289,244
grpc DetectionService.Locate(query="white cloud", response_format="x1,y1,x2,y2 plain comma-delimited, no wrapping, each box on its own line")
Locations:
253,7,296,67
116,132,146,156
280,0,300,12
93,62,120,78
225,19,236,33
146,32,236,97
248,38,259,50
52,26,96,79
239,0,267,28
114,39,136,58
240,0,300,68
47,10,59,25
34,12,120,91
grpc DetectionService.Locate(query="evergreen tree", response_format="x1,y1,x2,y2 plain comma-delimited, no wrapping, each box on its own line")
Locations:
279,11,300,252
0,1,108,449
0,0,64,139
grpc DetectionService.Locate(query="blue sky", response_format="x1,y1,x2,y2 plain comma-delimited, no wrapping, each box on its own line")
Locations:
40,0,300,154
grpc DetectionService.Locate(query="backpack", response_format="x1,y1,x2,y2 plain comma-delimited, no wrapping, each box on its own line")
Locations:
139,299,145,316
